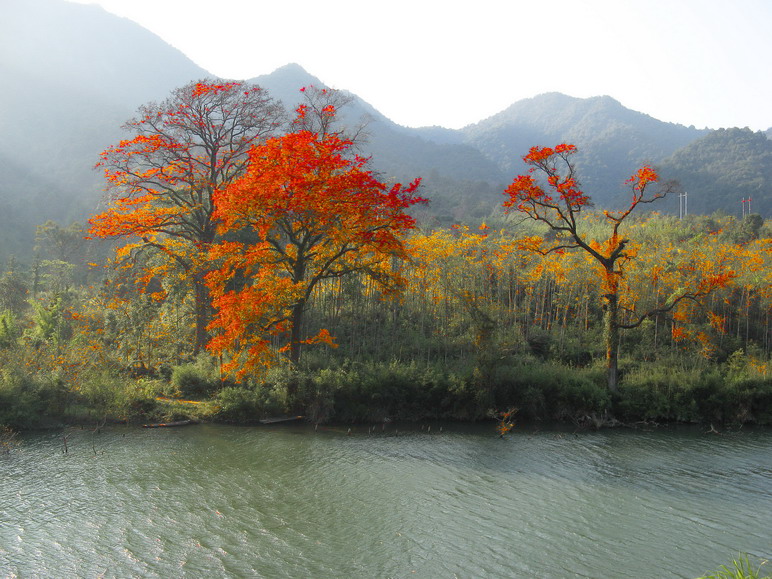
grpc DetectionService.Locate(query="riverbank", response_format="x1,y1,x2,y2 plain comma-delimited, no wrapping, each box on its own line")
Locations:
2,358,770,431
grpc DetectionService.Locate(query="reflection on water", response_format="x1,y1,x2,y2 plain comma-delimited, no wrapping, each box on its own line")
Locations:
1,423,770,578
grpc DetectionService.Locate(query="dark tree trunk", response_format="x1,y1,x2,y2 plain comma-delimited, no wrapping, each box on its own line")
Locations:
289,300,305,366
284,299,307,404
604,291,620,393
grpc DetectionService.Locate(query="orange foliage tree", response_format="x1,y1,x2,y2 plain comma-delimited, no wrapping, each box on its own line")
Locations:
88,80,285,354
504,144,735,391
206,116,424,384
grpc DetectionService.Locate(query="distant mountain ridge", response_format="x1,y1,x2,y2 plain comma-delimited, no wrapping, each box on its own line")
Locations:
1,0,209,258
0,0,769,263
464,91,706,169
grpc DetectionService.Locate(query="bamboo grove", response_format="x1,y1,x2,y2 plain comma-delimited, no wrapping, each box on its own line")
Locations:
305,216,771,371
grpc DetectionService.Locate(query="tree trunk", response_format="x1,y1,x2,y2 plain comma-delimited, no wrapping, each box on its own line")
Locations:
193,273,210,356
285,299,306,405
289,300,305,366
604,291,620,393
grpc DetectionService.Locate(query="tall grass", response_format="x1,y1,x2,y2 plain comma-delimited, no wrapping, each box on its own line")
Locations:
696,554,770,579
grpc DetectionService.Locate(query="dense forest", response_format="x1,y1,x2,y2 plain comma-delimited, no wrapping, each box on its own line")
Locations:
1,80,770,433
657,127,772,215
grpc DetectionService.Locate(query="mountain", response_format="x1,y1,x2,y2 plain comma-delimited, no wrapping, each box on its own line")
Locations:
252,64,503,181
1,0,769,266
0,0,209,259
459,92,708,208
657,128,772,215
251,63,507,221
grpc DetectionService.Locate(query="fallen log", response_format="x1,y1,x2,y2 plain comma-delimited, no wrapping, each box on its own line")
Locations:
142,419,198,428
258,416,304,425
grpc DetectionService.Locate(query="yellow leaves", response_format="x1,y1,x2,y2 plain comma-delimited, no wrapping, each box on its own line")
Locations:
672,310,688,323
516,236,544,254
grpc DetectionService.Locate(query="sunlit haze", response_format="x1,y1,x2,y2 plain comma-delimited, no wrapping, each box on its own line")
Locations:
61,0,772,131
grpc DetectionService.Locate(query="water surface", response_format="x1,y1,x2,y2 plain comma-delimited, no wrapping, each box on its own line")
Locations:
1,423,770,578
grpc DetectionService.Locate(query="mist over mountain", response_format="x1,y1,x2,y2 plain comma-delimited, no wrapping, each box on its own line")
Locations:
459,93,709,208
1,0,769,264
252,64,506,186
0,0,208,258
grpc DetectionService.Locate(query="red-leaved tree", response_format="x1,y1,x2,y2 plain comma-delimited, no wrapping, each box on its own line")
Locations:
504,144,735,392
88,80,284,354
206,112,423,387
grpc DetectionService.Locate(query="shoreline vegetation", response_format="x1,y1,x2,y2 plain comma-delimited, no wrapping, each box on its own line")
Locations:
1,353,770,433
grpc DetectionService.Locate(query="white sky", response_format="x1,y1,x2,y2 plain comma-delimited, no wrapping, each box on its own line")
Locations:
68,0,772,131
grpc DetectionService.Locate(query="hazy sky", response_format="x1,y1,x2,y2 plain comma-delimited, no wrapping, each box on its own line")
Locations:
68,0,772,131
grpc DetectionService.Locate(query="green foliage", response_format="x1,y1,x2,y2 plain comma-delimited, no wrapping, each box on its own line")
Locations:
490,361,610,421
170,355,222,399
289,361,472,423
616,360,772,425
616,365,704,423
0,369,46,429
75,370,131,420
0,268,29,315
659,128,772,216
26,293,73,348
696,553,770,579
0,363,69,429
213,384,287,423
0,310,19,349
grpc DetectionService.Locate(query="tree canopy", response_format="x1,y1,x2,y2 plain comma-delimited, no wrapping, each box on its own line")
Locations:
206,123,423,381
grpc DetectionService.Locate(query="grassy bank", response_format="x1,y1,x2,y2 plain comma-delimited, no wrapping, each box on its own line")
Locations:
2,353,770,430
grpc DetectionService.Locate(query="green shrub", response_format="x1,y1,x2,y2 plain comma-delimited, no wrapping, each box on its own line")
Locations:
0,369,46,429
171,355,221,399
0,362,71,429
213,384,287,423
617,365,703,423
488,360,609,421
294,360,470,423
616,362,772,425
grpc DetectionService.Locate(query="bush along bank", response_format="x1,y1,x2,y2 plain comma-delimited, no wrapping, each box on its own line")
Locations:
2,355,770,431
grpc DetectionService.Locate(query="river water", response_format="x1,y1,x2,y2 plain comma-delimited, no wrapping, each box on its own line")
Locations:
1,422,770,578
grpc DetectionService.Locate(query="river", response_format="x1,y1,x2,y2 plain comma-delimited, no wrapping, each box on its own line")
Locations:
1,422,770,578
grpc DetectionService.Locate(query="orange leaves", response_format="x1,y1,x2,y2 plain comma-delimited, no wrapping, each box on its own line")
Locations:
707,312,727,334
516,236,545,254
503,175,551,212
87,79,286,354
626,165,659,191
191,81,240,97
671,326,687,341
213,129,424,245
524,144,577,163
503,144,591,230
206,125,423,373
301,328,338,349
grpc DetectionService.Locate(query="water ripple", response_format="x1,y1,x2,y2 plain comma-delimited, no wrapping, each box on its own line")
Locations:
1,424,770,578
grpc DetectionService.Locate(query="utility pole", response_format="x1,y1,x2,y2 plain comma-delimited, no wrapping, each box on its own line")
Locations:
678,191,688,219
741,197,752,217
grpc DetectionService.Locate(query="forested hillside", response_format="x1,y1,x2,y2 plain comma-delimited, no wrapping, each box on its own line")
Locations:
2,0,771,269
0,42,769,433
658,127,772,215
461,93,708,208
0,0,208,259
